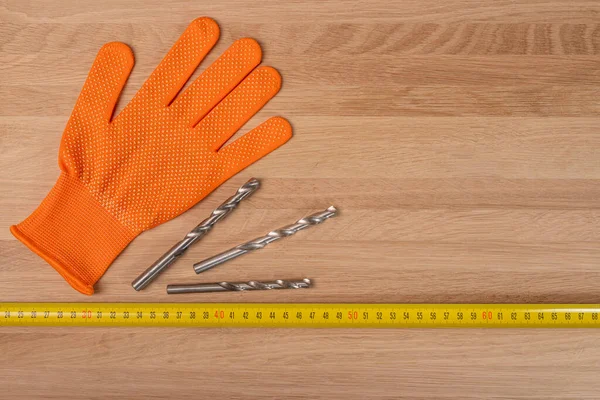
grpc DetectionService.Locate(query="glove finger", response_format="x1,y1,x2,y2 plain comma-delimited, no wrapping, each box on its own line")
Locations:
71,42,134,125
171,38,262,127
138,17,219,108
217,116,292,176
194,66,281,152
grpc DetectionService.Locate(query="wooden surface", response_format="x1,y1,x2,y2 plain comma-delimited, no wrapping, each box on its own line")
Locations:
1,0,600,398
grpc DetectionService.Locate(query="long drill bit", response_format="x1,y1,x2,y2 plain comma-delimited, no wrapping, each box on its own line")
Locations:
131,178,260,291
193,206,338,274
167,278,312,294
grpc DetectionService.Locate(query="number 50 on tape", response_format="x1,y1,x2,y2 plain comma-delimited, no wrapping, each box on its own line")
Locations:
2,303,600,328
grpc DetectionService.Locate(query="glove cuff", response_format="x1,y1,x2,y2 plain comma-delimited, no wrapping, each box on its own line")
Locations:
10,173,136,295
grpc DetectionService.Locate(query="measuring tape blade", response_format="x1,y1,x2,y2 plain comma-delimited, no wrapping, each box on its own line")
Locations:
2,304,600,328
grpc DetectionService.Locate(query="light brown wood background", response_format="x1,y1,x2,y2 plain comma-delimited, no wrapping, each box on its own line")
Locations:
1,0,600,398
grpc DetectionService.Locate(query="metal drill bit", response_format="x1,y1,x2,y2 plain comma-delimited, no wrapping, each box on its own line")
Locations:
167,278,312,294
131,178,260,291
193,206,338,274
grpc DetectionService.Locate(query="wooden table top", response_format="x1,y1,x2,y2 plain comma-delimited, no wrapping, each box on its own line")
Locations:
1,0,599,398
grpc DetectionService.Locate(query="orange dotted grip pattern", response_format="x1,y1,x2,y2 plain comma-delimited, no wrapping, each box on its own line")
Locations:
10,18,292,295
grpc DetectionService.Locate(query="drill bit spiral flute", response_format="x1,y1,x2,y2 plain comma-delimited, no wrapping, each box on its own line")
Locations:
193,206,338,274
132,178,260,291
167,278,312,294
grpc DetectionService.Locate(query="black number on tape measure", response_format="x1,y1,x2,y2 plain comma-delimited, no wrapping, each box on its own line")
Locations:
16,305,597,327
4,311,9,318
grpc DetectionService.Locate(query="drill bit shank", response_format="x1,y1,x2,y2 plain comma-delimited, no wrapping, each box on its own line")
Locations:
193,206,338,274
167,278,312,294
131,178,260,291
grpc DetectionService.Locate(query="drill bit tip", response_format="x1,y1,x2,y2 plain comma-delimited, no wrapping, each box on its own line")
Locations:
243,178,260,188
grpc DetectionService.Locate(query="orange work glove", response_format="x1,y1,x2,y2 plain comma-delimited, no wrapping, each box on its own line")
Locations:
10,18,292,295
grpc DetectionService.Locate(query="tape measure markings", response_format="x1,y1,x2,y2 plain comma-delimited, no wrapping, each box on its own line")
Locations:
1,304,599,328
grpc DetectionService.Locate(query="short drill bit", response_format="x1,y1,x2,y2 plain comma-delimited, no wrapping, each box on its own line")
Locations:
193,206,338,274
167,278,312,294
131,178,260,291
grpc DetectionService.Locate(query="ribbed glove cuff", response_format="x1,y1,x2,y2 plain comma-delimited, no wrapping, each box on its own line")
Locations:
10,173,136,295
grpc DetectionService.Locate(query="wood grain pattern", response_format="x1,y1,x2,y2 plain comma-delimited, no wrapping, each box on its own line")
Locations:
1,0,599,398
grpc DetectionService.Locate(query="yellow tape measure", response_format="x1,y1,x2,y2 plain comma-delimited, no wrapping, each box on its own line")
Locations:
1,303,600,328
